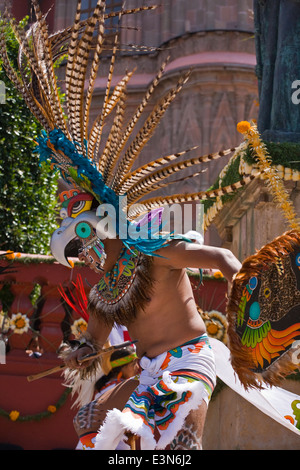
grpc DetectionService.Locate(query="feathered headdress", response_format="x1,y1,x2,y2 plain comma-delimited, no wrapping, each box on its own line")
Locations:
0,0,252,261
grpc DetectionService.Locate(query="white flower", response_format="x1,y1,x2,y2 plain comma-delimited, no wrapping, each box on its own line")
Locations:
71,318,88,338
10,313,30,335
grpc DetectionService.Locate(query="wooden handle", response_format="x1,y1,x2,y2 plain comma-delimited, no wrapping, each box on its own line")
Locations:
27,364,66,382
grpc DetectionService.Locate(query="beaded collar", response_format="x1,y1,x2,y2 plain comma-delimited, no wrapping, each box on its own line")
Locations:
103,246,135,292
88,246,154,326
94,246,142,310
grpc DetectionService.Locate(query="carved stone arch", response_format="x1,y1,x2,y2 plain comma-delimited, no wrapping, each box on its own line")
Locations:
211,92,236,150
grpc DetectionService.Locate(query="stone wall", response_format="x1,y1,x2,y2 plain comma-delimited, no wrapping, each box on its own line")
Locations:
213,178,300,259
203,379,300,450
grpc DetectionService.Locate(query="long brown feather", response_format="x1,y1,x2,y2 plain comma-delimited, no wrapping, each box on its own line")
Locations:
83,3,106,142
101,91,127,184
95,71,135,174
126,169,207,204
125,149,235,202
127,174,256,218
68,0,106,149
120,147,237,194
65,0,82,139
2,9,54,123
49,5,158,60
112,70,191,191
105,57,170,179
88,11,121,161
0,15,52,131
13,20,57,126
31,0,68,135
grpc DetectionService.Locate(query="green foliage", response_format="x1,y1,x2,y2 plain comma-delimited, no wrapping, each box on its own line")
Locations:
203,140,300,213
0,18,59,254
244,141,300,171
202,154,243,212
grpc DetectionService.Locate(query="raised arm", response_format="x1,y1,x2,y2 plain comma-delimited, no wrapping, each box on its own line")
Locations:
156,241,242,282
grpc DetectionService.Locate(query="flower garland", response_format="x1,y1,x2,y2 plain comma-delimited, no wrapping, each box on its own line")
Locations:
203,122,300,231
237,121,300,231
4,251,21,260
0,250,81,266
0,388,72,422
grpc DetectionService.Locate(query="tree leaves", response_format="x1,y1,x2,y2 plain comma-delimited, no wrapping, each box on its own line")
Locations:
0,20,58,254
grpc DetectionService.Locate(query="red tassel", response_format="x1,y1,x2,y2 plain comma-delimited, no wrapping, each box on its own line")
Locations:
58,274,89,322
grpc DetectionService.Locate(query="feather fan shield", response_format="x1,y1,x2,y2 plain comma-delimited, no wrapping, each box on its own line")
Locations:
227,230,300,390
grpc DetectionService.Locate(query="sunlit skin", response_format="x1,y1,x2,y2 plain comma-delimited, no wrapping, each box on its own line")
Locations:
65,237,241,362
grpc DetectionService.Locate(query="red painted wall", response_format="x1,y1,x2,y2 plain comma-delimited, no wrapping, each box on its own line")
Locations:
0,253,227,450
0,253,99,450
11,0,55,32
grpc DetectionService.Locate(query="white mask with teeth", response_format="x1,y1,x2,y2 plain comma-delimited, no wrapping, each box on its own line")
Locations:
50,191,116,272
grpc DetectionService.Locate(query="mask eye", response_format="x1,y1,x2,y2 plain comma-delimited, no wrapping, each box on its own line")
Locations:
75,222,93,239
264,287,271,298
70,200,93,218
71,200,86,215
66,194,94,218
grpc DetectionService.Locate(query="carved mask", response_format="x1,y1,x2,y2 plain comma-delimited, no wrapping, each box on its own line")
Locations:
50,190,112,272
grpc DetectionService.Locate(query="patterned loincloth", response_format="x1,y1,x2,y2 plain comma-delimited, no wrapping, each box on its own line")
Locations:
94,334,216,450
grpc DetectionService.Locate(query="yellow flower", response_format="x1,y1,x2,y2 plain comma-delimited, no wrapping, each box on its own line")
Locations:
9,410,20,421
10,313,30,334
236,121,251,134
47,405,56,413
5,251,15,260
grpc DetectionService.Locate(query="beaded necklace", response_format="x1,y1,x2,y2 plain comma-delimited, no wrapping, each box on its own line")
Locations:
89,245,154,326
101,245,139,295
105,245,127,291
